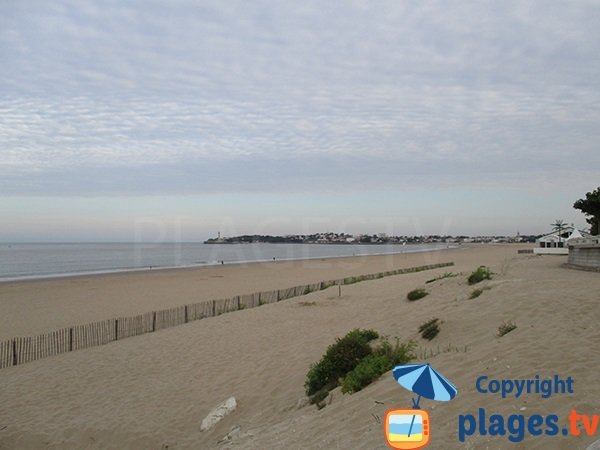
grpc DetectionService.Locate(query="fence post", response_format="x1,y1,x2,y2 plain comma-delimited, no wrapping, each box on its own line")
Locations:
12,338,16,366
69,327,73,352
152,312,156,332
115,319,119,340
185,305,188,323
212,300,216,317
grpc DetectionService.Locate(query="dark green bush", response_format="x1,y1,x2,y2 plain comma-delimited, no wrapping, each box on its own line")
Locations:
340,354,390,394
305,329,379,397
407,289,428,301
418,318,440,340
340,339,416,394
468,266,493,285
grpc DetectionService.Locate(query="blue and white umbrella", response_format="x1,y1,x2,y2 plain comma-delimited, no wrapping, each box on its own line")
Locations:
392,363,458,438
392,363,457,409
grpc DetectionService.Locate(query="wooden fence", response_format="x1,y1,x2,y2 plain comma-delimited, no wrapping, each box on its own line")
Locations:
0,261,454,369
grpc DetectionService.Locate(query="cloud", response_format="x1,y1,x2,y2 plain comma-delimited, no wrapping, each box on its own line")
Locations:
1,0,599,195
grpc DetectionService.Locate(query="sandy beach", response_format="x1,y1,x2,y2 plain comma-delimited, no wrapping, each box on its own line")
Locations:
1,244,600,449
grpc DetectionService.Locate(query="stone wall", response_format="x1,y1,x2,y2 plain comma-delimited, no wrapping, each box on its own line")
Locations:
567,238,600,271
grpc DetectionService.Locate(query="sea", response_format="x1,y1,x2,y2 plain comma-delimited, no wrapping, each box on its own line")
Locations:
0,242,451,282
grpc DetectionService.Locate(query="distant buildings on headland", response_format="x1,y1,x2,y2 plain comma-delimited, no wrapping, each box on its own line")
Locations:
204,232,538,245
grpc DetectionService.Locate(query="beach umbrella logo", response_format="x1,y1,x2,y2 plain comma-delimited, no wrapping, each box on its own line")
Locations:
384,364,458,449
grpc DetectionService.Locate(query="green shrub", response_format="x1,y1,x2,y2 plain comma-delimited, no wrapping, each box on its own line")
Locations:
468,266,493,285
340,339,415,394
418,318,440,340
340,354,390,394
497,321,517,337
305,329,379,397
407,289,428,301
375,338,416,366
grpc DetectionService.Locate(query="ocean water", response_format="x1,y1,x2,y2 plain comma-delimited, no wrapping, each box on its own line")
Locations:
0,242,450,281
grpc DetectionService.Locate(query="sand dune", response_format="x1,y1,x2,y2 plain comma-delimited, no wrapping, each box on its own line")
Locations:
1,244,599,449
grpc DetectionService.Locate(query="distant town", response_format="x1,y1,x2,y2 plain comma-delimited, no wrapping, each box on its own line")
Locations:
204,232,539,245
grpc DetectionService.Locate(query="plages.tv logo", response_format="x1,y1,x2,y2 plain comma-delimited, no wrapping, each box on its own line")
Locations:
384,363,458,449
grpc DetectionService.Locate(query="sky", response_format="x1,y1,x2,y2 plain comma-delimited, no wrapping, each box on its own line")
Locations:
1,0,599,242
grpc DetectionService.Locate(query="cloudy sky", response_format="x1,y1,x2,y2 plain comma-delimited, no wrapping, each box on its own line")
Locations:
1,0,599,241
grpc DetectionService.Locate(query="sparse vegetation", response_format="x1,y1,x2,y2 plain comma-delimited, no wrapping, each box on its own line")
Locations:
426,272,459,284
417,344,468,360
407,289,429,301
468,266,493,285
320,281,333,290
418,318,440,340
298,301,317,306
497,321,517,337
469,285,492,299
343,276,360,285
469,289,484,299
237,304,246,310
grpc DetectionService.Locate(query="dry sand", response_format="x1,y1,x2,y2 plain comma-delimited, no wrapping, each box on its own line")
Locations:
1,244,599,449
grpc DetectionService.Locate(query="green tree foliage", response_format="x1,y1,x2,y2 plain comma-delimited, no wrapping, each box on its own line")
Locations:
574,187,600,235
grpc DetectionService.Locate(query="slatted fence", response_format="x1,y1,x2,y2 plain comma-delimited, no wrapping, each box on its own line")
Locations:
0,261,453,369
72,319,116,350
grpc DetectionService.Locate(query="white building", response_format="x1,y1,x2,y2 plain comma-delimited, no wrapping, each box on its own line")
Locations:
534,226,591,255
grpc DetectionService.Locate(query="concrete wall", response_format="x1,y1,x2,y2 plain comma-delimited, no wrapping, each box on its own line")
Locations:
568,240,600,270
534,247,568,255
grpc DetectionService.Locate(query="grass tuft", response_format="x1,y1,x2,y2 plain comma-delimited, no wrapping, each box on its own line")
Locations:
497,321,517,337
468,266,494,285
418,318,440,340
426,272,459,284
298,301,317,306
407,289,429,301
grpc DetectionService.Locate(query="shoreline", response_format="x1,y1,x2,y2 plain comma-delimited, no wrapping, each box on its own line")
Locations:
1,261,456,369
0,246,464,338
0,243,456,284
0,244,521,340
2,243,596,450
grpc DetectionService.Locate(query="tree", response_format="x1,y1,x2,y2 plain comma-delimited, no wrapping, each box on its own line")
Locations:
573,187,600,235
550,219,567,245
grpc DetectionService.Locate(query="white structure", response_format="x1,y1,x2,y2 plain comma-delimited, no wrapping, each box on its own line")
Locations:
534,226,591,255
568,236,600,270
